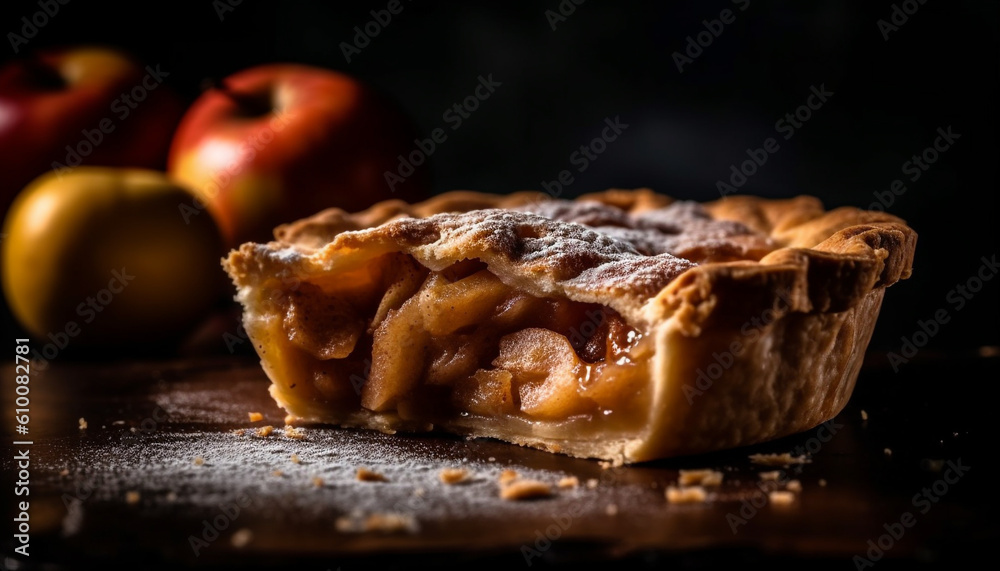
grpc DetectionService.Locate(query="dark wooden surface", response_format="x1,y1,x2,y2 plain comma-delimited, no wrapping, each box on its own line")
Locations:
1,350,994,570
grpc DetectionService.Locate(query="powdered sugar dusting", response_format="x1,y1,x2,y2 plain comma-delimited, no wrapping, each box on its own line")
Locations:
521,199,775,260
334,208,698,304
250,195,775,322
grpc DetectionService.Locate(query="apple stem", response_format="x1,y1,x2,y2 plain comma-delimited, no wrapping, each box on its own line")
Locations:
23,59,67,90
204,77,274,117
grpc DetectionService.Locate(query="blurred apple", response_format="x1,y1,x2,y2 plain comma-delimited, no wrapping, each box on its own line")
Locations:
0,46,186,211
168,64,428,248
1,167,223,352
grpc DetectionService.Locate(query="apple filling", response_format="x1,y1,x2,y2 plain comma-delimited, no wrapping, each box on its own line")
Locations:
260,253,652,432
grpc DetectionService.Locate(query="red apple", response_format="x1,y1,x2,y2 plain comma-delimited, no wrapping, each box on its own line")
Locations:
167,64,429,248
0,46,186,211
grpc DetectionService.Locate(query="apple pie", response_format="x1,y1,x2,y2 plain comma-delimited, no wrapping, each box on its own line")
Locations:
223,189,916,464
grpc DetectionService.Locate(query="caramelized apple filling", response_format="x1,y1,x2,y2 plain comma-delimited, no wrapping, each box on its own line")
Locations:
275,253,651,427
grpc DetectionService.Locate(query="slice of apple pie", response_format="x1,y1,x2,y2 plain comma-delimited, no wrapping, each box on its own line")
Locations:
223,189,916,463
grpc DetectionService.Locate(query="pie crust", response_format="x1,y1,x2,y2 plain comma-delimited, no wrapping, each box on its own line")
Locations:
223,189,916,464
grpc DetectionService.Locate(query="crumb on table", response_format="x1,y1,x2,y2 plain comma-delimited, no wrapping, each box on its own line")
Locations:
749,453,810,466
678,469,724,486
665,486,707,504
248,412,263,422
769,490,795,505
357,467,389,482
558,476,580,489
255,425,274,437
500,479,552,501
759,470,783,481
125,491,140,505
193,456,205,466
498,469,519,486
336,512,418,534
231,528,253,548
283,425,306,439
78,418,87,430
439,468,470,485
786,479,803,493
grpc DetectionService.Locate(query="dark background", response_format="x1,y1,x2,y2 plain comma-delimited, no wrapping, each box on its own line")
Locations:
1,0,997,352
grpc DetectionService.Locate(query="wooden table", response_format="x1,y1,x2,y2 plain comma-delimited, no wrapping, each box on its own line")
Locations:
1,350,992,569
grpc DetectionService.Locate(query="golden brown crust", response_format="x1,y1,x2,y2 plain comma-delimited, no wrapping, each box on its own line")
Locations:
254,189,915,333
223,189,917,464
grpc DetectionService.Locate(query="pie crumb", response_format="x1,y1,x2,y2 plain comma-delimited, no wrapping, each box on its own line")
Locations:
365,513,417,533
922,458,944,472
165,491,178,502
336,512,418,534
439,468,470,485
290,453,301,464
759,470,782,481
272,470,284,477
334,516,353,532
283,425,306,439
78,418,87,430
311,476,324,488
500,479,552,501
818,479,828,487
193,456,205,466
769,490,795,505
357,467,389,482
231,429,246,436
255,425,274,437
605,504,619,516
786,479,803,493
884,448,893,457
230,528,253,548
665,486,707,504
860,409,868,421
558,476,580,489
749,453,810,466
498,469,519,485
248,412,263,422
284,414,301,426
586,478,599,489
678,469,723,486
125,491,140,505
59,468,70,477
